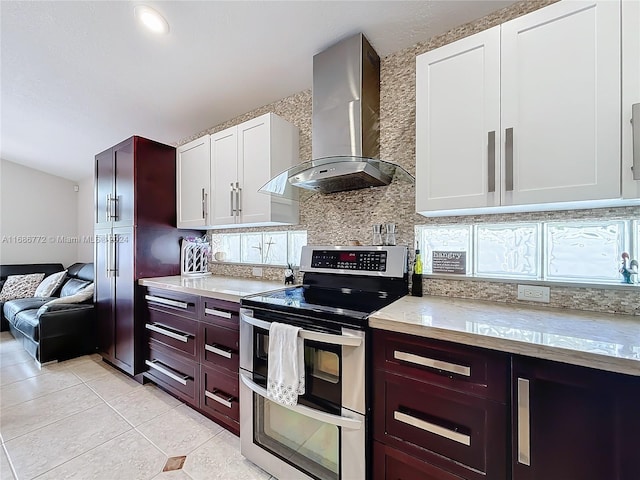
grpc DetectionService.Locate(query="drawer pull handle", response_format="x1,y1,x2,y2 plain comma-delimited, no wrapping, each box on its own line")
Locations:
145,295,189,309
394,411,471,446
145,360,190,385
517,378,531,466
145,323,191,343
205,344,233,358
205,389,234,409
393,351,471,377
204,307,232,319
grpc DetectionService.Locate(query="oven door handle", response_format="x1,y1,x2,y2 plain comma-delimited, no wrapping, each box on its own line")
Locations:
240,314,362,347
240,372,363,430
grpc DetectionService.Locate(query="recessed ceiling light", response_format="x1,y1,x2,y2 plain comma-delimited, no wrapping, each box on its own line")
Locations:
134,5,169,35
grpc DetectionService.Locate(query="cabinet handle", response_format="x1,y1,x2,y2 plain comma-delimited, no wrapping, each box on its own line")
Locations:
205,389,234,408
230,183,235,216
145,360,190,385
632,103,640,180
505,127,514,191
105,194,112,222
488,131,496,193
394,411,471,446
393,350,471,377
107,234,118,277
145,295,189,309
204,307,232,319
517,378,531,466
145,323,191,343
205,343,233,358
105,234,112,278
236,182,242,213
112,195,119,221
201,188,207,220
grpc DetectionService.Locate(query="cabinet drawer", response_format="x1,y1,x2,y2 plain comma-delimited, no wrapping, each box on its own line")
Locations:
200,323,239,372
373,441,467,480
374,370,507,480
374,330,508,402
201,298,239,330
145,288,199,319
146,308,198,360
201,365,239,422
144,346,199,407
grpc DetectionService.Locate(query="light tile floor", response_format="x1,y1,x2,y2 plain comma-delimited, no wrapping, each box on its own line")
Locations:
0,332,273,480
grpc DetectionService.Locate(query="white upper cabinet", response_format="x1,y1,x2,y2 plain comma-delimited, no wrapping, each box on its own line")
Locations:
500,1,620,206
416,0,632,216
416,27,500,212
176,135,211,228
622,0,640,199
210,112,299,228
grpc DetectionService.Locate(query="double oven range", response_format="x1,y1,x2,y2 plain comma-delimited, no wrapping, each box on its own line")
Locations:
239,245,408,480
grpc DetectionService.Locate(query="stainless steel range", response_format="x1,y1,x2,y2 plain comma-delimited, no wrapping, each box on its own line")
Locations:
239,245,408,480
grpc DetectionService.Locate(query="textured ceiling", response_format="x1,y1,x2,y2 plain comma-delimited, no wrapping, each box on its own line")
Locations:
1,1,516,181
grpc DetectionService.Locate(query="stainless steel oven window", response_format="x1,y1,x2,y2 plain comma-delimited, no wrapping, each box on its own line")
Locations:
254,393,340,480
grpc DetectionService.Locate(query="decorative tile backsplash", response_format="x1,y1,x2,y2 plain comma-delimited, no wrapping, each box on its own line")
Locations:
178,0,639,315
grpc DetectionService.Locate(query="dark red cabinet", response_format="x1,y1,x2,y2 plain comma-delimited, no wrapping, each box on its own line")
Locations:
511,356,640,480
373,330,509,480
95,136,194,376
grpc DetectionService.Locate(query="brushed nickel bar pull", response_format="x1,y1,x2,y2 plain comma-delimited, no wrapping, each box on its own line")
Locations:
204,307,232,319
230,183,235,216
112,195,119,221
145,295,189,309
111,234,118,277
517,378,531,466
106,194,112,222
145,360,189,385
394,411,471,446
145,323,191,343
236,182,242,213
105,234,112,278
393,350,471,377
201,188,206,219
505,127,514,191
205,344,233,358
488,131,496,193
632,103,640,180
205,389,234,408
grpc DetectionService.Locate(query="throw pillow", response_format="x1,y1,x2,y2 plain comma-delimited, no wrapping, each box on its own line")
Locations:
0,273,45,302
37,283,94,316
34,270,67,297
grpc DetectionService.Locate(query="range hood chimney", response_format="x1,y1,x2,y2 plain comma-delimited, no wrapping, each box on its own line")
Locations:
259,33,413,197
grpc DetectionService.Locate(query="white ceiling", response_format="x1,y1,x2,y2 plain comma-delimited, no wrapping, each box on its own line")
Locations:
1,0,516,181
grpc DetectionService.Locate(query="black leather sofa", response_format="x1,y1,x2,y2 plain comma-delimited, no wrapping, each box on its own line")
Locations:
1,262,96,364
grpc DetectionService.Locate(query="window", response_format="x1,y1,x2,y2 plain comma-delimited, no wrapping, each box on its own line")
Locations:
416,219,638,286
210,230,307,267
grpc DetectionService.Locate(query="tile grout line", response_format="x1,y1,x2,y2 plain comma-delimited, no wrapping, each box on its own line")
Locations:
2,437,20,480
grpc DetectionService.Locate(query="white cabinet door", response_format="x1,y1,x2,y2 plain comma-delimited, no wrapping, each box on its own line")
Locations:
622,0,640,200
238,114,272,225
211,128,238,226
501,0,621,206
416,27,501,213
176,136,210,228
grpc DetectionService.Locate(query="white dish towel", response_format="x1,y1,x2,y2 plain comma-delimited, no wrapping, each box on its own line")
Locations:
267,322,305,406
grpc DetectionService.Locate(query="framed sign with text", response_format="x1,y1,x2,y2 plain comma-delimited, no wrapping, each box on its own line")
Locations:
432,251,467,274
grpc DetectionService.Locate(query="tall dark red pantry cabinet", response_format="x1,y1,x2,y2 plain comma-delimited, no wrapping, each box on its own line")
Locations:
94,136,188,376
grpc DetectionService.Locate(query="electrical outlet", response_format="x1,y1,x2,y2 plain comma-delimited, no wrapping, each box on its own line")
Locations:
517,285,550,303
252,267,263,277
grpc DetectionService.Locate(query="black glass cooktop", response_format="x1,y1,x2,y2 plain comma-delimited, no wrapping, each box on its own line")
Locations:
241,285,404,327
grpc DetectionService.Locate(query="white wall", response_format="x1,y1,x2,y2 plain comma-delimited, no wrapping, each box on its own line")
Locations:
76,175,94,263
0,159,79,267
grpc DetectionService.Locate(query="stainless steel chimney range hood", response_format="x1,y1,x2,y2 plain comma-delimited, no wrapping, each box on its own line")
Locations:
260,33,414,198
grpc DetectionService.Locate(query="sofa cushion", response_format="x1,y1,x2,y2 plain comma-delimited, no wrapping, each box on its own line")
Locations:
34,270,67,297
60,278,91,297
13,309,40,342
37,284,94,316
3,297,53,323
67,263,93,282
0,273,45,302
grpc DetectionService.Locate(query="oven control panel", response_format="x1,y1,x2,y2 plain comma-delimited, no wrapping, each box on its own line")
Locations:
300,246,407,278
310,250,387,271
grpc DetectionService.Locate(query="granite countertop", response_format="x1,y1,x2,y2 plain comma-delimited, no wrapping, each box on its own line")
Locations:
138,275,286,303
369,295,640,377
